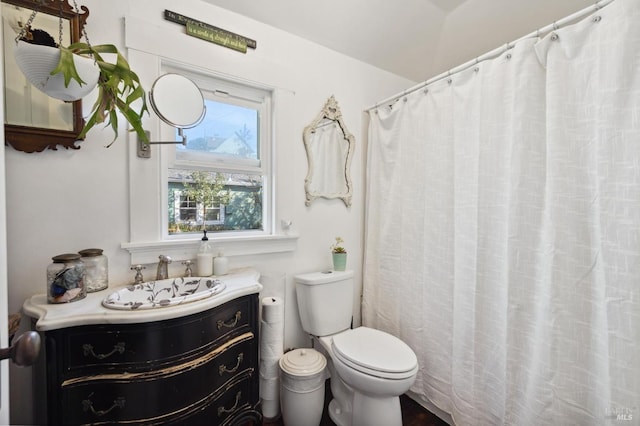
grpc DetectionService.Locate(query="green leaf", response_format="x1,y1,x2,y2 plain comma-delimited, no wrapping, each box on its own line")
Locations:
50,46,87,87
49,42,149,145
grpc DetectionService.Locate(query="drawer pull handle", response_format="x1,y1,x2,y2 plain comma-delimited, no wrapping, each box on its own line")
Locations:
217,311,242,330
217,391,241,417
82,395,126,417
219,353,244,375
82,342,125,360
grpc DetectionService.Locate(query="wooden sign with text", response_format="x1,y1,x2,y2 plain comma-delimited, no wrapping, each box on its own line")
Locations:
164,10,257,53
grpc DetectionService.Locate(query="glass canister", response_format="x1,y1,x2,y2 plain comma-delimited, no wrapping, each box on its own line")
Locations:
79,248,109,292
47,253,86,304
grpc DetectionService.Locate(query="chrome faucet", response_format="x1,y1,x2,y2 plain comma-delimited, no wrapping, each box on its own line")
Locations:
156,255,172,280
182,260,193,277
131,265,146,284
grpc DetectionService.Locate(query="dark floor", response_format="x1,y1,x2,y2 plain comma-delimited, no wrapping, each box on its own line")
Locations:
263,380,448,426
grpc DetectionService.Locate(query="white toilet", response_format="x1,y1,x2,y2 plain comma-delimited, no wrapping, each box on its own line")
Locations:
294,270,418,426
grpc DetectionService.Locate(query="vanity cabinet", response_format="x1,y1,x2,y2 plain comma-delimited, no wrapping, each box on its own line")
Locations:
32,294,262,425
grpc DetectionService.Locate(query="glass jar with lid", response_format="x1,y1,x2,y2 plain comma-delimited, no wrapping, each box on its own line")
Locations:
47,253,86,304
79,248,109,292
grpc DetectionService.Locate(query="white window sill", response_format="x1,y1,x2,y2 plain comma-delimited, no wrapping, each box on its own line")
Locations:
122,233,299,265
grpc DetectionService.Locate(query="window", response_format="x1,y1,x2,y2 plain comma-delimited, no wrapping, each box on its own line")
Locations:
163,67,272,238
124,23,297,265
171,190,225,229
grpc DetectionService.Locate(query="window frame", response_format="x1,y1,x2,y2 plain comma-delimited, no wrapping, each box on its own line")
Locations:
159,63,273,241
122,32,298,266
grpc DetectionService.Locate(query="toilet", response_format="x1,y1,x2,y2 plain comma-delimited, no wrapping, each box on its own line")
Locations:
294,270,418,426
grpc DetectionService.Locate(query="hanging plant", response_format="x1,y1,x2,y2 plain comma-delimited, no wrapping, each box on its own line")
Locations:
13,2,149,147
54,40,149,146
14,35,99,102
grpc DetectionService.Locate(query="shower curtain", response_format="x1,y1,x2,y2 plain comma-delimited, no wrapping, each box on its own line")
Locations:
363,0,640,424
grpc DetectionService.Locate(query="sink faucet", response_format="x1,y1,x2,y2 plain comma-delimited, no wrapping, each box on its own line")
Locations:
131,265,146,284
157,255,172,280
182,260,194,277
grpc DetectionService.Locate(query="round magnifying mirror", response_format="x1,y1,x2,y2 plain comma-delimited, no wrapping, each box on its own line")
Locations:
150,73,206,129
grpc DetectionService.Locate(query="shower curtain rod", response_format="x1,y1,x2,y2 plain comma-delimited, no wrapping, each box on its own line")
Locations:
365,0,615,112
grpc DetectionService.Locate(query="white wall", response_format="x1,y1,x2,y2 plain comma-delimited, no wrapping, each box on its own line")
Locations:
4,0,412,424
432,0,595,77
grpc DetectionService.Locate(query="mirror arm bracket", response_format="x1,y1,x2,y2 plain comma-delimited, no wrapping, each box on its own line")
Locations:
137,131,186,159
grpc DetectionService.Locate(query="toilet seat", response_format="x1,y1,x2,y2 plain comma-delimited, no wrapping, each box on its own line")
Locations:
331,327,418,380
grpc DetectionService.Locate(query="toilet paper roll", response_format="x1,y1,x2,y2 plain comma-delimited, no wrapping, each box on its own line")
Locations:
261,397,280,420
260,359,281,378
260,294,285,416
261,321,284,345
260,324,284,364
260,376,280,400
259,271,286,301
261,296,285,323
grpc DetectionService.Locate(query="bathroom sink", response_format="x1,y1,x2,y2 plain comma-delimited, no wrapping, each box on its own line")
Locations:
102,277,226,310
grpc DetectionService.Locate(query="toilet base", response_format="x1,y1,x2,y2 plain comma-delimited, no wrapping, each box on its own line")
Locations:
327,393,402,426
352,393,402,426
328,398,349,426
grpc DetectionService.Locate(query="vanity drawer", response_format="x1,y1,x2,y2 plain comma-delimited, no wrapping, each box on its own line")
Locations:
213,376,256,426
213,335,257,392
58,333,256,425
52,295,255,374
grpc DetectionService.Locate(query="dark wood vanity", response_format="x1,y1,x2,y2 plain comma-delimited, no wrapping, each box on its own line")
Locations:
24,270,263,425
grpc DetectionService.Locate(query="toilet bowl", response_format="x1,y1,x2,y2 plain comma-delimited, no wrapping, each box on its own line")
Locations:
294,270,419,426
331,327,418,394
317,328,418,426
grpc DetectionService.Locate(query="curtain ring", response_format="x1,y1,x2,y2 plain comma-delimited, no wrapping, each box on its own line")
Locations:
552,22,558,31
594,1,601,10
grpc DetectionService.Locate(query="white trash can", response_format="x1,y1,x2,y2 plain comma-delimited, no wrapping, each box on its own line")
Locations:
279,348,327,426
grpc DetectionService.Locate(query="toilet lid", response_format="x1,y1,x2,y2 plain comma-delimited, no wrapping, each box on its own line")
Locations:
331,327,417,376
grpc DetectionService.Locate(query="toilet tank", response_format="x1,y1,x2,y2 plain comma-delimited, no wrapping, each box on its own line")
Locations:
295,270,354,337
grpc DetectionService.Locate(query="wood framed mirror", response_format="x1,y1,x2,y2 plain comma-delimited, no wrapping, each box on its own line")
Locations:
1,0,89,152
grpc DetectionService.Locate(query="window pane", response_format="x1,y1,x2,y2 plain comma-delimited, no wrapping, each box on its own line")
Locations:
178,99,259,161
168,169,263,235
205,208,221,222
178,195,197,222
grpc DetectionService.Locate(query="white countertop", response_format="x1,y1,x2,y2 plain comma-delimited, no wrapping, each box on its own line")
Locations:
23,268,263,331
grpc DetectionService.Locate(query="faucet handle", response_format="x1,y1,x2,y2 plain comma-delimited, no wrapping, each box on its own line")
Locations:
182,260,194,277
130,265,146,284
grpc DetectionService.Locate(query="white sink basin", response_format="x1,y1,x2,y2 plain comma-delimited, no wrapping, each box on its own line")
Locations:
102,277,226,310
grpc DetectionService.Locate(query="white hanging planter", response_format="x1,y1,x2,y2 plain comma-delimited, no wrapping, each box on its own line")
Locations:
13,40,100,102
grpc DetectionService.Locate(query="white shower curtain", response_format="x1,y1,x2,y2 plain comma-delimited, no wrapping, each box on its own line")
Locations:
363,0,640,424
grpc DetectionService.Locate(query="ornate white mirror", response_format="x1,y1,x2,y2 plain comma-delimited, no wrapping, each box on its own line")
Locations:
303,96,355,207
149,73,206,145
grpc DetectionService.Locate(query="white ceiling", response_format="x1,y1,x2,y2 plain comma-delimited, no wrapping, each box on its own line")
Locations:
203,0,597,82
